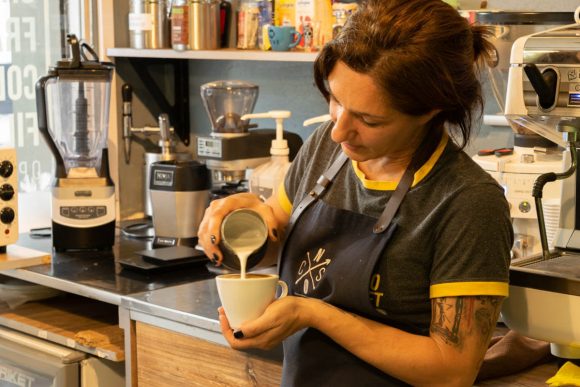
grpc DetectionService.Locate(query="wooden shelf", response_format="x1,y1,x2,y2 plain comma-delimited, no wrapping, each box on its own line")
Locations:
0,294,124,361
0,245,50,271
106,47,318,62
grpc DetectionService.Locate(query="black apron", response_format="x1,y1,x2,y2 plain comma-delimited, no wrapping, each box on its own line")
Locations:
278,145,429,386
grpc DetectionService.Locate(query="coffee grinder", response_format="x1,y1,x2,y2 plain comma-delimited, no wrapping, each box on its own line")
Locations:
36,34,115,251
197,80,271,193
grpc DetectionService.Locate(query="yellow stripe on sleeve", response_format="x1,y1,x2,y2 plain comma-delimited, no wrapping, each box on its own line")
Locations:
430,281,509,298
277,182,292,216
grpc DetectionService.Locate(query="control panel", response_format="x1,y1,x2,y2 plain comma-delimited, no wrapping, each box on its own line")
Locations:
0,147,18,250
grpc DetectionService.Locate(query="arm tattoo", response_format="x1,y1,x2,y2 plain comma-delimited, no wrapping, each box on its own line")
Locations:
430,296,503,351
431,297,463,346
473,296,502,344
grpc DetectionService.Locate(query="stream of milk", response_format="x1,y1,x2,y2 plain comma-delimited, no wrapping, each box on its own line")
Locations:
234,247,255,279
227,227,265,279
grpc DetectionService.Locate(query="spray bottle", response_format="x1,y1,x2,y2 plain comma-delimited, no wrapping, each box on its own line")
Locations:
241,110,292,201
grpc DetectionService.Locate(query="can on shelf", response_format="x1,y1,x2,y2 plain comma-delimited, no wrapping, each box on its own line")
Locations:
129,0,152,48
149,0,171,48
189,0,220,50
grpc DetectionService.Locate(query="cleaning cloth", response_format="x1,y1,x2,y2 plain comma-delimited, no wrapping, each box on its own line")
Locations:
546,361,580,386
477,329,551,381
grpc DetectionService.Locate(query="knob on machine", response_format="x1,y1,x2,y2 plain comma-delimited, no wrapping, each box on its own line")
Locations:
0,147,18,252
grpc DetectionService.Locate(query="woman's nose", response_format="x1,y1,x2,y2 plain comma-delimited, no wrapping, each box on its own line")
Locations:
330,105,353,143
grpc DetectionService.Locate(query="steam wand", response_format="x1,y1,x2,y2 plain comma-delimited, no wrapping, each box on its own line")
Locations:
532,123,579,260
122,83,177,164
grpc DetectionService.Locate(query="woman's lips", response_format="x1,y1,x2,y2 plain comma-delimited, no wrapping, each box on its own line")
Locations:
341,142,359,153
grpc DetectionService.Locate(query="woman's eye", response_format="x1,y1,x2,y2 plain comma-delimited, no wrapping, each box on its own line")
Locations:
361,118,381,127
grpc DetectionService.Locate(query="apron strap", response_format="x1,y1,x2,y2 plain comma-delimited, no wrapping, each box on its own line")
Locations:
277,151,349,273
287,151,350,230
372,163,415,233
373,128,442,233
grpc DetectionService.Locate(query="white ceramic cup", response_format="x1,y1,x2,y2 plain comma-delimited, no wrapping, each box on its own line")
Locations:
216,273,288,330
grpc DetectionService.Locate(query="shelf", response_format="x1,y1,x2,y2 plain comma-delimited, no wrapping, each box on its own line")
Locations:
107,47,318,62
0,294,124,361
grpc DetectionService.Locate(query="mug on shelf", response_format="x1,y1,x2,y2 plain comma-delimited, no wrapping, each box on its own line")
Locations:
267,25,301,52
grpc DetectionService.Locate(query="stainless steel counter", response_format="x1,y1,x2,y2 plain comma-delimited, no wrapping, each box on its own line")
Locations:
122,279,222,333
1,229,283,376
1,231,214,305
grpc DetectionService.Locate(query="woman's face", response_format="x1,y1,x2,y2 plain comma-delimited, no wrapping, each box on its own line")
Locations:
327,61,433,163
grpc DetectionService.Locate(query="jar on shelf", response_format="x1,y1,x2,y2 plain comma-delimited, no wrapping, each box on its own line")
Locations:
171,0,189,50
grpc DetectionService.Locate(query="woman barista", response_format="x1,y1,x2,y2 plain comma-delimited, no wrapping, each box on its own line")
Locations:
198,0,513,385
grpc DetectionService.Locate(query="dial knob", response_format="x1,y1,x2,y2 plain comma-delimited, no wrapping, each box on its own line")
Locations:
0,184,14,201
0,207,15,224
0,160,13,178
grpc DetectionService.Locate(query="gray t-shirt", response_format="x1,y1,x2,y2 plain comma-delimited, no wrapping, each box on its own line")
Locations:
280,121,513,335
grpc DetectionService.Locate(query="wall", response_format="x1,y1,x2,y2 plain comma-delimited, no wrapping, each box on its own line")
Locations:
116,0,580,219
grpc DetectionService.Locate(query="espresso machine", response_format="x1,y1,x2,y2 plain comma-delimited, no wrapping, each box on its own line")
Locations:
500,23,580,360
36,35,115,251
196,80,302,196
471,12,575,258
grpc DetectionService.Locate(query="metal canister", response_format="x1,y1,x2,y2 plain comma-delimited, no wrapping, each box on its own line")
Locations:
189,0,220,50
129,0,152,48
148,0,171,48
171,0,190,50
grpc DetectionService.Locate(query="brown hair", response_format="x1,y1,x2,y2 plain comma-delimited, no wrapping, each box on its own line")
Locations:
314,0,494,149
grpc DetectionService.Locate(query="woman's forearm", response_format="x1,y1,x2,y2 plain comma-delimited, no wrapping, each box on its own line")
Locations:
301,297,485,387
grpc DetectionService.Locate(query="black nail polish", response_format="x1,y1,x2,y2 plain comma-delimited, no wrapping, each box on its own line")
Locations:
213,253,219,262
210,235,217,245
234,330,244,339
272,228,278,238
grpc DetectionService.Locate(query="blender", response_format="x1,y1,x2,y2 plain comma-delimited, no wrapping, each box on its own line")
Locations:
35,34,116,252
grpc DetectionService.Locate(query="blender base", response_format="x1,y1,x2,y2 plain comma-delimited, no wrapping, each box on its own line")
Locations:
52,220,115,252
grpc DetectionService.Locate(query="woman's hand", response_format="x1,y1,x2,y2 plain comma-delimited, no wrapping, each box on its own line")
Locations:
198,193,282,265
218,296,310,351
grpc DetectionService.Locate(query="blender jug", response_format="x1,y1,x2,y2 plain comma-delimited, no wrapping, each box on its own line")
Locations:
37,35,113,177
36,34,116,251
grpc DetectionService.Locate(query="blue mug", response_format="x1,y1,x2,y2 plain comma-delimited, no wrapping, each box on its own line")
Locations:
268,26,302,51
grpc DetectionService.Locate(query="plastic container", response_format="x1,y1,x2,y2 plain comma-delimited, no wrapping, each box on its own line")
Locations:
242,110,292,201
332,2,358,39
237,0,260,49
295,0,332,51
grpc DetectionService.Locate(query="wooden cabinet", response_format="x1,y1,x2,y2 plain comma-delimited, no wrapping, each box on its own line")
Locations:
135,321,282,386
